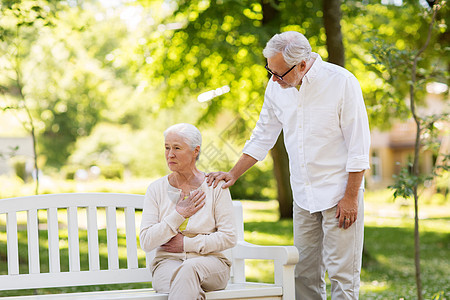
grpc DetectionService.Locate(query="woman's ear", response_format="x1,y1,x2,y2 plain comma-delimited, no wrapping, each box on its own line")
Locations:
194,146,200,158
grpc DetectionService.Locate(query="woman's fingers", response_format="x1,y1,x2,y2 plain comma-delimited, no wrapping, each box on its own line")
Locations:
190,189,201,199
195,200,205,210
192,190,206,199
194,193,206,206
176,190,206,218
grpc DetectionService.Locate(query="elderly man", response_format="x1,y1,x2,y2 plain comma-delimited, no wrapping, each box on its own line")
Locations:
207,31,370,299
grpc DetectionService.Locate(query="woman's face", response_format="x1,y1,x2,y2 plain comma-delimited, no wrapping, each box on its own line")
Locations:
165,132,199,172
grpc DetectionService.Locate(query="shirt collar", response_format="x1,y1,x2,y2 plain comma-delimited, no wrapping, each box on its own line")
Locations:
303,52,322,85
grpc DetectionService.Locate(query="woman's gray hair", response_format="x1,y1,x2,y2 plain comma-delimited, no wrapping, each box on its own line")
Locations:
164,123,202,161
263,31,312,66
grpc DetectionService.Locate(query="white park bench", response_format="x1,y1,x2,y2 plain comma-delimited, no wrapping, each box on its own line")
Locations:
0,193,298,299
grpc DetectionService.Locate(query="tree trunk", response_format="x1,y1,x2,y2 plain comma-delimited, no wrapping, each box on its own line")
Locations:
323,0,345,67
271,132,293,219
405,5,439,299
16,67,39,195
411,79,424,300
261,0,293,218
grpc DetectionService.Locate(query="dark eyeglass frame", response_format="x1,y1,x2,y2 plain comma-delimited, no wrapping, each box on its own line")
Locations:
265,63,297,81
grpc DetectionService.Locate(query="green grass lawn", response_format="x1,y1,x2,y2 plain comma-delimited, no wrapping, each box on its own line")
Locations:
1,192,449,299
240,198,449,300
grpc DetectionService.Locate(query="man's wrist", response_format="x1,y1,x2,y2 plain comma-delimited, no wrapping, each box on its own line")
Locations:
228,169,238,181
343,194,358,203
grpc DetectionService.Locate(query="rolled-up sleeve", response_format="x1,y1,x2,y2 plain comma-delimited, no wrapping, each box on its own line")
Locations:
243,88,283,161
340,75,371,172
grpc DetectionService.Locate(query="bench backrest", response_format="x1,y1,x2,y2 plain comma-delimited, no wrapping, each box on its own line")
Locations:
0,193,245,291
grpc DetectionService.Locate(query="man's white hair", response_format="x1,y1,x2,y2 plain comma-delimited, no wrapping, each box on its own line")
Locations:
164,123,202,161
263,31,312,66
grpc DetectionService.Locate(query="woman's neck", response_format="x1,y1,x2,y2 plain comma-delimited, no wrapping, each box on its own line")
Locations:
169,168,205,192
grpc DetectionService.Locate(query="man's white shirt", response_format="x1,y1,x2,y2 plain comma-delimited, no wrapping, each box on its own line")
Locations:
243,53,371,213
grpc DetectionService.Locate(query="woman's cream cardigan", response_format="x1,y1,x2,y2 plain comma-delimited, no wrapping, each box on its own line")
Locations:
139,175,237,266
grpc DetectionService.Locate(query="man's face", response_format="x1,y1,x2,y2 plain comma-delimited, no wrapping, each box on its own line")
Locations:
266,52,304,89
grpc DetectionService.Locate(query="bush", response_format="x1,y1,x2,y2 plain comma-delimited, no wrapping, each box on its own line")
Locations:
100,163,124,180
230,166,276,200
0,175,28,198
430,193,447,205
12,159,27,182
61,165,79,180
436,171,449,198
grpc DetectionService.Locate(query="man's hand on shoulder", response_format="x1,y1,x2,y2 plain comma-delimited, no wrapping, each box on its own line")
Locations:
206,154,257,189
206,171,236,189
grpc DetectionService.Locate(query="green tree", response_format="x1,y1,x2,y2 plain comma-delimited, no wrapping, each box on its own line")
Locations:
135,0,326,218
0,0,57,194
367,1,448,299
1,0,136,172
341,0,449,129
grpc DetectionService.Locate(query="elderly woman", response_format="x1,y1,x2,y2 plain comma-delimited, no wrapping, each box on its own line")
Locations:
139,123,237,300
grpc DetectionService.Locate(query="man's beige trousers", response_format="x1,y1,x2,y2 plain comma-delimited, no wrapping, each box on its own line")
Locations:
294,191,364,300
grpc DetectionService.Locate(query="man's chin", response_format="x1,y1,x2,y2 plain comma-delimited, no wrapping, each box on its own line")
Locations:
278,82,293,89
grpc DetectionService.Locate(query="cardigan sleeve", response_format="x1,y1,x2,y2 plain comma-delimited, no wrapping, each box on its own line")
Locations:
139,182,186,253
183,182,237,254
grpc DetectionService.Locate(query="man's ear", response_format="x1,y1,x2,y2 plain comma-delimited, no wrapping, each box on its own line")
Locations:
299,61,306,71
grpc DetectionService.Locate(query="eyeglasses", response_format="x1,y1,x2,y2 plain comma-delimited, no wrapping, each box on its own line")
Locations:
265,63,297,81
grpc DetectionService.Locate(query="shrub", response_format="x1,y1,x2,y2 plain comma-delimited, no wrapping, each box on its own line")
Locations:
100,163,124,180
61,165,79,180
12,159,27,182
230,167,276,200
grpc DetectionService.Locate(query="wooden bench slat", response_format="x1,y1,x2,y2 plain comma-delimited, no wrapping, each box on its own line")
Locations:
6,212,19,275
0,194,144,212
106,206,119,270
0,283,282,300
0,269,152,290
0,289,165,300
206,283,282,299
125,207,138,269
26,209,40,274
67,206,80,272
0,289,164,300
232,258,246,283
87,206,100,271
0,284,282,300
145,251,154,270
47,207,60,273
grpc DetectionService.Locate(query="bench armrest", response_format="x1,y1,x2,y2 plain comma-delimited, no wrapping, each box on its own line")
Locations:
231,240,298,300
233,241,299,265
